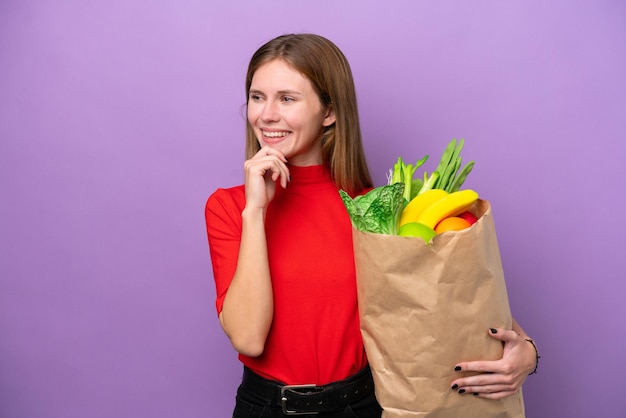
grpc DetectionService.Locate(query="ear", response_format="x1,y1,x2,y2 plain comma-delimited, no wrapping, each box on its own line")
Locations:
322,107,336,127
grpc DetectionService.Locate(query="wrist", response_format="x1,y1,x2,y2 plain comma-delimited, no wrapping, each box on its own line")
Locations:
242,206,266,220
524,338,540,375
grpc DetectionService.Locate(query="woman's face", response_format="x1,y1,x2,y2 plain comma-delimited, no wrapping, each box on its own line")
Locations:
247,59,335,166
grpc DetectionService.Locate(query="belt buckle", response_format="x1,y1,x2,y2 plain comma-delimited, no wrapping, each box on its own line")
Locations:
280,384,320,415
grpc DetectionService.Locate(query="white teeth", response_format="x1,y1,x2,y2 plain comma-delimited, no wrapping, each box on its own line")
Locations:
263,131,288,138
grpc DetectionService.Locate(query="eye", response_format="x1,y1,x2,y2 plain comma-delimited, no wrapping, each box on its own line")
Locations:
249,93,263,102
281,96,295,103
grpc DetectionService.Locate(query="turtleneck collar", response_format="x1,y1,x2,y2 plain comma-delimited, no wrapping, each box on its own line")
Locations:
286,164,333,186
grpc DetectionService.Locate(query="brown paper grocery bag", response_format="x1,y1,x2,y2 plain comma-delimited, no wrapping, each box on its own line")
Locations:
353,200,525,418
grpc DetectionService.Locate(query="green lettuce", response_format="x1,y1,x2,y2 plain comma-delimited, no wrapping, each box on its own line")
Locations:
339,182,405,235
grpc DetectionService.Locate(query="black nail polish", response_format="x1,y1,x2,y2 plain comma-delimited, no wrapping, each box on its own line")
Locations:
458,389,466,394
454,366,462,371
490,328,498,334
473,392,479,396
451,384,458,390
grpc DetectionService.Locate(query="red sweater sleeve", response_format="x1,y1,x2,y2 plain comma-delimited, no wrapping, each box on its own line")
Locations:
204,186,245,314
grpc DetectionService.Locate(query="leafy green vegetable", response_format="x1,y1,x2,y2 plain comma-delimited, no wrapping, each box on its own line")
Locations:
432,138,475,192
389,156,428,203
449,160,475,192
342,138,475,236
409,178,424,200
415,171,440,195
339,182,405,235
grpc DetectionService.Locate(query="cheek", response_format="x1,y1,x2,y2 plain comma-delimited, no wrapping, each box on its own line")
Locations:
246,102,262,124
246,107,255,125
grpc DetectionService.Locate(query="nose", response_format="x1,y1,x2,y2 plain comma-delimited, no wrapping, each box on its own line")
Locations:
260,100,279,122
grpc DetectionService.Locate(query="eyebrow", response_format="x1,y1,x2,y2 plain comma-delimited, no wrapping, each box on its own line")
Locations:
248,89,303,96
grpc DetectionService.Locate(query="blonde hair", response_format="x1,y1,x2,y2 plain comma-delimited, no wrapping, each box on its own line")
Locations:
244,34,372,195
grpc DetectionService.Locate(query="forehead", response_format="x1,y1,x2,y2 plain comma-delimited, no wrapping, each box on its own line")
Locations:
250,59,313,91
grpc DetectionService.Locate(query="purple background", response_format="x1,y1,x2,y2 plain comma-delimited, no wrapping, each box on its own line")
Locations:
1,1,625,417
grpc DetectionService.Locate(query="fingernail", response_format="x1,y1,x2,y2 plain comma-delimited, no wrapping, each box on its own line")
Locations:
454,366,462,371
490,328,498,334
451,384,458,390
458,389,466,394
473,392,479,396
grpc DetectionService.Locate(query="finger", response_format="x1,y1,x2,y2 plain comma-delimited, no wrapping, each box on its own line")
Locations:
245,156,289,184
453,375,519,397
453,328,522,374
471,389,518,400
243,161,289,208
451,369,509,392
471,384,519,400
452,371,515,389
267,163,290,189
487,327,520,344
455,383,512,395
255,163,288,190
266,159,290,188
253,148,290,177
254,146,288,162
453,360,500,374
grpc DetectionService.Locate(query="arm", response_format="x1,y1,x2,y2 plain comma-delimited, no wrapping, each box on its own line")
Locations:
218,147,289,357
450,318,538,399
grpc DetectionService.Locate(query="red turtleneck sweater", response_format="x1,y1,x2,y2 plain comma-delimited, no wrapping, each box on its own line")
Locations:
205,165,367,385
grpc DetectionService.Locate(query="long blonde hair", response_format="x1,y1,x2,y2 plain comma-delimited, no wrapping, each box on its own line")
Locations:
244,34,372,195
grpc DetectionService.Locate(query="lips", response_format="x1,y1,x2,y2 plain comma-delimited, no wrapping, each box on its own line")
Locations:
262,130,290,138
260,129,291,144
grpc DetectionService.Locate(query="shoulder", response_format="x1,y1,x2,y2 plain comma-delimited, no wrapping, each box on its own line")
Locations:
205,185,246,218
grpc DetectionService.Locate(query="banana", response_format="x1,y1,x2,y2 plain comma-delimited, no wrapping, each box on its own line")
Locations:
415,189,479,228
399,189,449,227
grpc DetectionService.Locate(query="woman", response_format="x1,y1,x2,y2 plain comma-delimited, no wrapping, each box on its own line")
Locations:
205,33,537,417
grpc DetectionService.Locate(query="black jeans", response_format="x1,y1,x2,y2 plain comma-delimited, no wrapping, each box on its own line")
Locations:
232,368,382,418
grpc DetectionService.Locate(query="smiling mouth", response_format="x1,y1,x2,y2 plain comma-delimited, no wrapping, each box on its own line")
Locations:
262,130,290,138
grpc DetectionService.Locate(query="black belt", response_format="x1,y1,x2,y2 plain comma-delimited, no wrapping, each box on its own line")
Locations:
241,365,375,415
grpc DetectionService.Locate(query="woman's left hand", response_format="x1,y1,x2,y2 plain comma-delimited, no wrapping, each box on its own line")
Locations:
450,327,537,399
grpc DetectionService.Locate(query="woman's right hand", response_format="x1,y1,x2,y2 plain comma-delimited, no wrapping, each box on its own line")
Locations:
243,146,290,209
